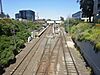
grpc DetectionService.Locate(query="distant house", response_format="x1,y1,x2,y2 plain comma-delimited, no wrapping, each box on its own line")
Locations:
15,10,35,21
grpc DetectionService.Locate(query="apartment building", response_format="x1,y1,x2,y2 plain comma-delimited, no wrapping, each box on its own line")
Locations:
15,10,35,21
72,11,82,19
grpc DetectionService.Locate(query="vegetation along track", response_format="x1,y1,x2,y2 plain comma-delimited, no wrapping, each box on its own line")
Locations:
60,28,79,75
8,26,52,75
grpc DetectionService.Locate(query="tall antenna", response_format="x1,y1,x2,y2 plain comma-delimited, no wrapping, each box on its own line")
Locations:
0,0,3,14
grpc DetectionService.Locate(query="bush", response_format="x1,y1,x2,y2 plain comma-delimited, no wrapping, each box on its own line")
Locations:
0,46,14,66
95,43,100,51
16,39,25,49
0,19,41,67
70,22,100,52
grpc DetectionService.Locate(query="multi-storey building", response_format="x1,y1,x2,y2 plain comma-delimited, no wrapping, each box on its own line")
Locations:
15,13,19,19
72,0,100,21
93,0,100,18
15,10,35,21
72,11,82,19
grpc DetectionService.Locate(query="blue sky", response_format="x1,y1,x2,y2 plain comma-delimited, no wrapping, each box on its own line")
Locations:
2,0,80,20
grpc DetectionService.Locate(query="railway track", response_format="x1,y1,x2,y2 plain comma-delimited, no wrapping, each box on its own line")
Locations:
35,36,60,75
60,28,79,75
3,26,52,75
4,25,81,75
45,38,60,75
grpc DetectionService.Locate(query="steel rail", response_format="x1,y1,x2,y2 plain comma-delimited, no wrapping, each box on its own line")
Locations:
60,29,79,75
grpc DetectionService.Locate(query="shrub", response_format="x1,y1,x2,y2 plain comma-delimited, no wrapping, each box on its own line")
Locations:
70,22,100,52
0,19,41,66
95,43,100,52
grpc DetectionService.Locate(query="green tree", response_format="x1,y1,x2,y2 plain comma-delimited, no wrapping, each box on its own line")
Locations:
0,19,41,67
80,0,94,22
60,16,64,21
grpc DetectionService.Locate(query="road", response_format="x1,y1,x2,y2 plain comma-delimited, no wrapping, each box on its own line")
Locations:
3,24,90,75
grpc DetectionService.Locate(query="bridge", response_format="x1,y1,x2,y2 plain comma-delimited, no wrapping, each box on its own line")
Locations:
46,20,62,25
